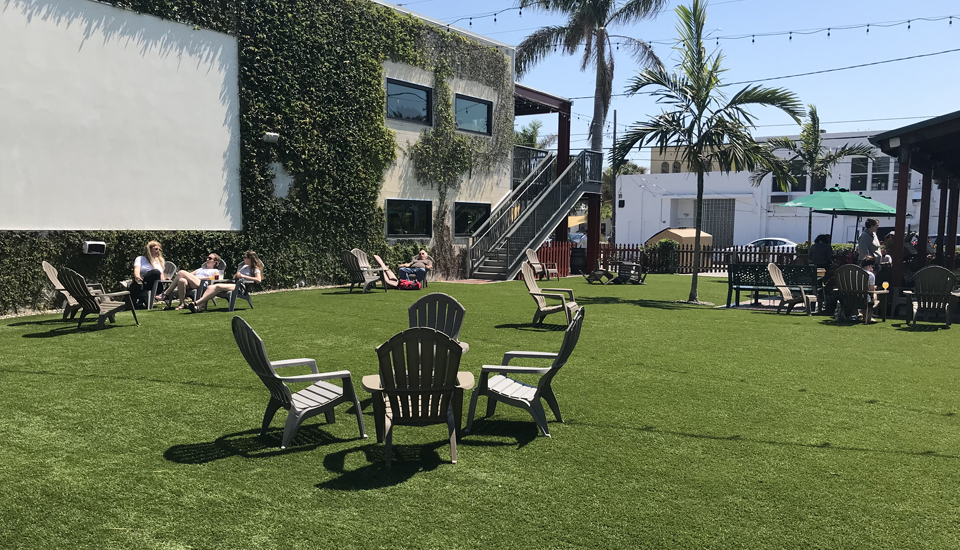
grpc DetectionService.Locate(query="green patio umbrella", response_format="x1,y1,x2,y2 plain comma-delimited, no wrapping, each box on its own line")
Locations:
782,186,897,239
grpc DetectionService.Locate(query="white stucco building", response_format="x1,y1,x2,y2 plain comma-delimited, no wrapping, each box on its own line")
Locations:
615,132,928,247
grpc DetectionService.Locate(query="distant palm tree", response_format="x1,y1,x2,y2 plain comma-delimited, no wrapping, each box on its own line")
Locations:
514,119,558,149
515,0,669,153
613,0,803,303
750,105,876,245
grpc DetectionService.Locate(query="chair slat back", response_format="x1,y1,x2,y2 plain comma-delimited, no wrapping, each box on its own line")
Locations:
342,250,366,284
538,307,585,392
525,249,544,275
767,263,795,301
42,261,77,306
373,254,399,287
58,268,100,313
521,262,546,308
376,328,463,423
231,317,293,406
408,293,465,341
351,248,377,276
835,264,870,310
914,265,956,309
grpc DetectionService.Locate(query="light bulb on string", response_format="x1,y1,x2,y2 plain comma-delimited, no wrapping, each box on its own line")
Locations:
908,20,911,30
519,9,522,17
866,24,870,34
469,17,472,27
827,28,831,37
751,35,754,43
494,14,497,24
789,31,792,41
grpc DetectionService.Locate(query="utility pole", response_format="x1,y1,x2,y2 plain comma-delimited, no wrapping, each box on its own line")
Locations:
611,110,618,246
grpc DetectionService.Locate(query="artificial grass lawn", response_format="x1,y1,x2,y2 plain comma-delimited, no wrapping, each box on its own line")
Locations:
1,275,958,549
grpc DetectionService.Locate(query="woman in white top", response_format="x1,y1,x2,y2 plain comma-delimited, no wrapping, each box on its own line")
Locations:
189,251,263,313
132,241,167,303
159,253,223,310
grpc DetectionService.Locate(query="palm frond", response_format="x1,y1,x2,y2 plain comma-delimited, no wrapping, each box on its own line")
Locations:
515,25,573,77
608,0,670,26
617,36,662,71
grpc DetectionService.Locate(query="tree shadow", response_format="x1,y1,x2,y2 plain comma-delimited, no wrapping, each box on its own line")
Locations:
570,421,960,460
164,426,357,464
575,296,625,305
630,299,712,311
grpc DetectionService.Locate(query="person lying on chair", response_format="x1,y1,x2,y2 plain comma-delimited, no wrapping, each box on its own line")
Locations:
398,250,433,283
189,251,263,313
159,253,222,310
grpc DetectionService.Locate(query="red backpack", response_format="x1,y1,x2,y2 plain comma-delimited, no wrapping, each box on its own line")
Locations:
397,279,421,290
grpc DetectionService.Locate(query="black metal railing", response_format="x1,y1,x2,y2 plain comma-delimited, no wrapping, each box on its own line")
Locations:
512,145,552,189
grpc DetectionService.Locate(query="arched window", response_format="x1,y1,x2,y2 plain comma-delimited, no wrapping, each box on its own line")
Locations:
672,161,681,173
660,162,670,174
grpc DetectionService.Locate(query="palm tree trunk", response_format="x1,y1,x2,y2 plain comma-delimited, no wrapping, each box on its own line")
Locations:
590,36,606,154
688,168,704,302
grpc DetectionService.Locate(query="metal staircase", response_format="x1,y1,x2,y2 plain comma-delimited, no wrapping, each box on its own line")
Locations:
469,150,603,280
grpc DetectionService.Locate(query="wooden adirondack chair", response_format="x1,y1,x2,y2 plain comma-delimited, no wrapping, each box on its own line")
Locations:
768,263,817,315
372,254,400,289
232,317,366,448
57,268,139,330
361,328,474,466
42,261,107,320
903,265,957,326
525,248,559,280
342,248,385,293
466,307,585,437
409,292,468,352
834,264,874,324
522,262,578,325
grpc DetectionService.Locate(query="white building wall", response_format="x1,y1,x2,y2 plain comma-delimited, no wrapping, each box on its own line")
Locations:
616,132,929,246
0,0,241,230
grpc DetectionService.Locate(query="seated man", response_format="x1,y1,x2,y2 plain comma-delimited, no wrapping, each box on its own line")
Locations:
399,250,433,283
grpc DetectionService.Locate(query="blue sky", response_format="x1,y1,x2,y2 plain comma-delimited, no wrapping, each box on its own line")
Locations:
396,0,960,166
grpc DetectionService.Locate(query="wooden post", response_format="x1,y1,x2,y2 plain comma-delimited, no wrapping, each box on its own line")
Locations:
918,169,932,270
587,193,601,272
891,147,911,291
936,176,949,263
947,179,960,269
553,106,572,244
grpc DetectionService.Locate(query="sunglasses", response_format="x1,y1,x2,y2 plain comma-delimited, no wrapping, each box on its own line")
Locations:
207,256,216,261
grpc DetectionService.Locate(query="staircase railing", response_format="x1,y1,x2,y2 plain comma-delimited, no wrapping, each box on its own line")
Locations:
499,150,602,277
469,151,555,268
512,145,552,189
469,149,602,276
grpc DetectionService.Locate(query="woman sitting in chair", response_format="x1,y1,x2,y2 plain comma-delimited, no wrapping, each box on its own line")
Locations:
189,251,263,313
131,240,168,306
158,253,223,310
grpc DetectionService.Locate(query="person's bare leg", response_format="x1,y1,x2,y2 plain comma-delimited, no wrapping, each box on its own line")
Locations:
175,279,189,308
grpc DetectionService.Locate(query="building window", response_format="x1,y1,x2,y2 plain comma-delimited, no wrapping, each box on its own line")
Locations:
772,160,806,193
455,94,492,135
660,162,670,174
871,157,890,191
386,199,432,237
811,175,827,192
850,157,868,191
454,202,491,236
672,161,681,173
386,79,432,125
892,160,913,190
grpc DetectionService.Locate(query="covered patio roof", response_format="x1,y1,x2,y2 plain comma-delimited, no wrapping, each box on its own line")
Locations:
868,109,960,282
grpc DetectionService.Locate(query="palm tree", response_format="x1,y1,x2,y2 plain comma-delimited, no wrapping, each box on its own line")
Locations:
514,119,558,149
613,0,803,303
515,0,669,153
750,105,875,245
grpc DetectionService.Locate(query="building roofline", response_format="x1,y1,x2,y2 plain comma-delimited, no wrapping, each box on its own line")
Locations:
369,0,515,52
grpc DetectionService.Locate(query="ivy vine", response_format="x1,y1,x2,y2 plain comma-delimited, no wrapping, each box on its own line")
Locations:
0,0,511,313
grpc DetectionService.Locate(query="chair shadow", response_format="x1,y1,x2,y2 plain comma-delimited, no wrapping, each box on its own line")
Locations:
631,299,711,311
6,318,71,327
494,323,567,332
21,323,135,338
893,322,949,332
575,296,625,305
462,418,540,449
164,426,355,464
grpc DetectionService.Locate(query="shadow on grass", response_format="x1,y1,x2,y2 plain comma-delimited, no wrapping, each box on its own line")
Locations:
164,426,357,464
630,299,713,311
892,322,950,332
316,421,536,491
494,323,566,332
0,367,244,390
570,421,960,459
574,296,625,305
20,322,138,338
6,318,71,327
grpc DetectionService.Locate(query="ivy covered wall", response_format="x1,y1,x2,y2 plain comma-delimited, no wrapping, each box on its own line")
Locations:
0,0,513,314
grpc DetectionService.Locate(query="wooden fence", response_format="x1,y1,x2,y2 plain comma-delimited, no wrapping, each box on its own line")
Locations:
534,241,573,277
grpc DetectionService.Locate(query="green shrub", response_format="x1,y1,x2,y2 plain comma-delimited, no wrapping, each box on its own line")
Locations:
647,239,680,274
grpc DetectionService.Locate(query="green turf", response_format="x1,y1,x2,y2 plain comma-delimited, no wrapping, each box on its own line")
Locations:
1,276,958,549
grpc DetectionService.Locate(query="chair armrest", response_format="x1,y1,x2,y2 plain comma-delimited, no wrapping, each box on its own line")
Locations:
86,282,105,292
101,291,130,299
271,358,320,374
541,288,575,300
502,351,558,365
456,371,475,390
361,374,383,393
544,262,559,269
901,290,914,296
530,292,568,304
279,371,352,383
481,365,552,375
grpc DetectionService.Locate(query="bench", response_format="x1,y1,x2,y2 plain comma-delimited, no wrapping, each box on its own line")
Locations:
726,264,818,308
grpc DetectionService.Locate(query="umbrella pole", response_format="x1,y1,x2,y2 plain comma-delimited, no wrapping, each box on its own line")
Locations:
830,214,836,239
807,210,813,245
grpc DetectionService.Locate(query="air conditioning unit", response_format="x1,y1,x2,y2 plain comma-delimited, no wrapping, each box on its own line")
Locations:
82,241,106,254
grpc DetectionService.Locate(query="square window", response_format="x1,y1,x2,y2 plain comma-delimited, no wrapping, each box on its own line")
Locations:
454,202,491,236
386,79,432,125
811,175,827,192
850,157,868,191
850,175,867,191
455,95,492,135
386,199,432,237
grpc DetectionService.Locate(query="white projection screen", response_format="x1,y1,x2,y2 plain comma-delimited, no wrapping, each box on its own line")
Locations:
0,0,242,230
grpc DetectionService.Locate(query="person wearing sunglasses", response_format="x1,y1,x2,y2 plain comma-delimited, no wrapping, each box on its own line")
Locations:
189,251,263,313
159,253,223,310
132,240,168,307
